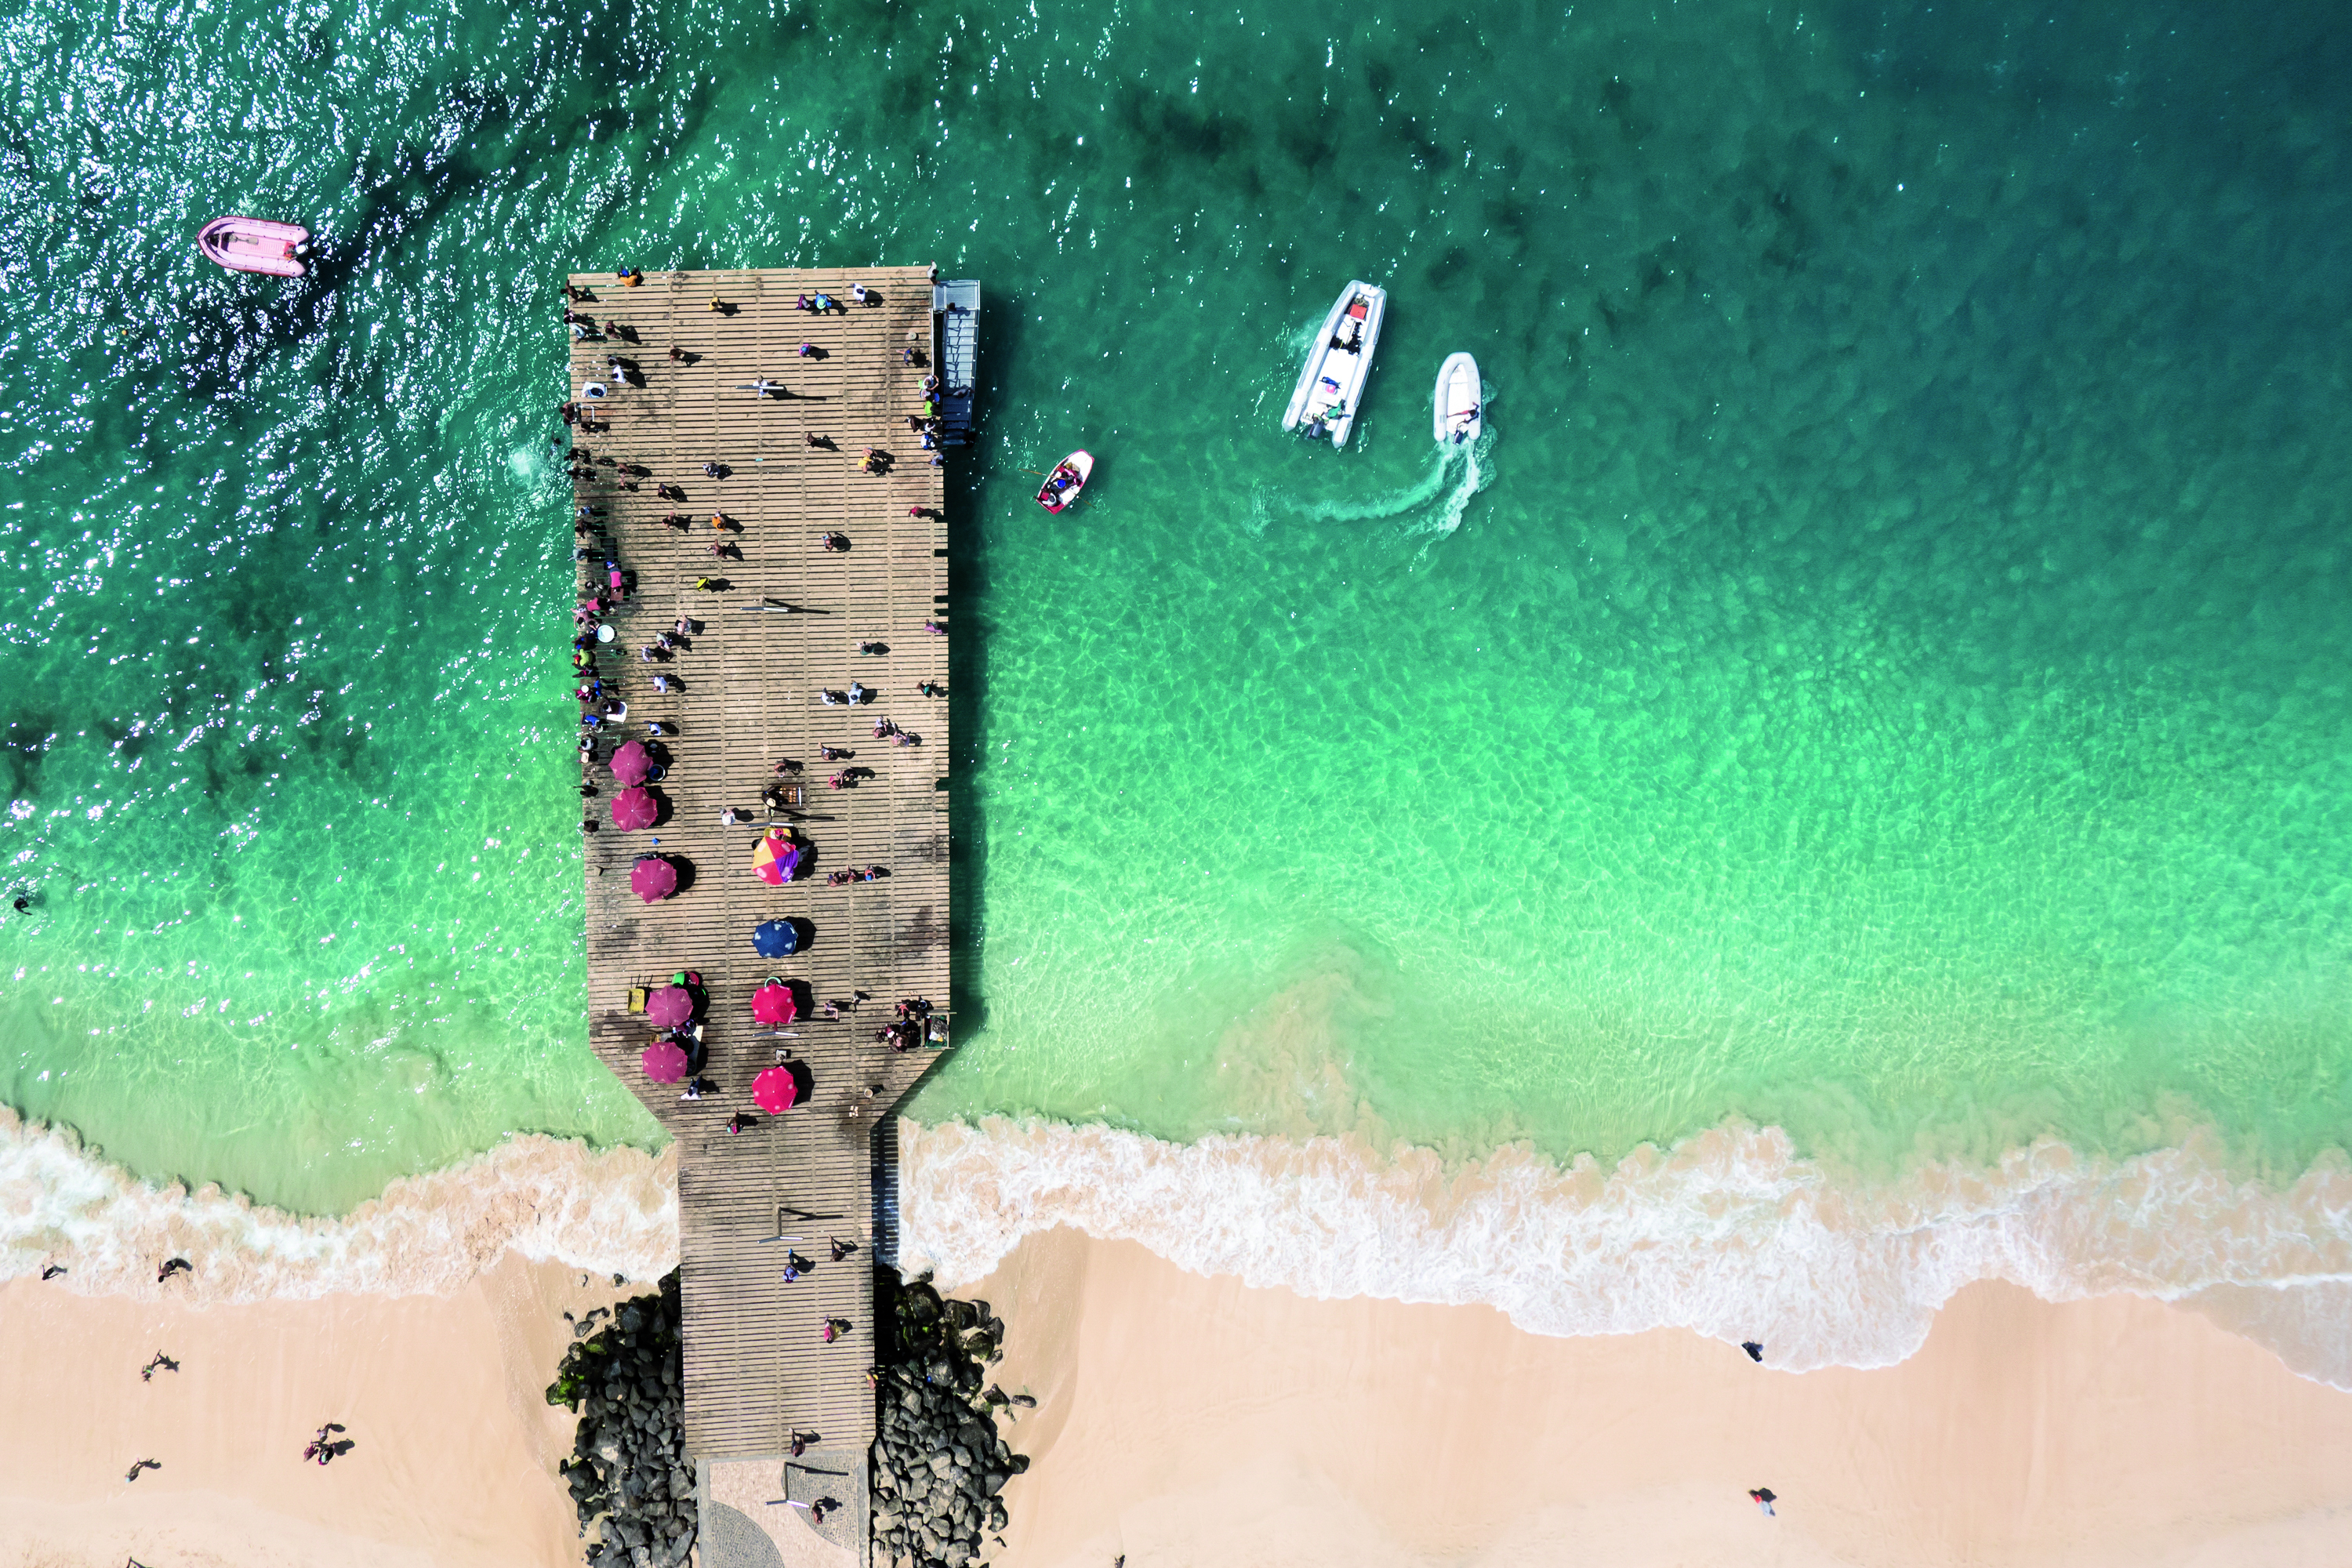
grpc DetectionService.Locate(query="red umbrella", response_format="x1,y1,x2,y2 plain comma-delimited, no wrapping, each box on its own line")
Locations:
609,740,652,786
610,786,658,831
644,985,694,1027
630,855,677,902
752,982,797,1027
640,1039,689,1083
752,1065,799,1114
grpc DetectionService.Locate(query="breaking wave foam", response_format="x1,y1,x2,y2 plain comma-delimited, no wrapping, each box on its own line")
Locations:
898,1116,2352,1389
0,1107,677,1301
16,1101,2352,1392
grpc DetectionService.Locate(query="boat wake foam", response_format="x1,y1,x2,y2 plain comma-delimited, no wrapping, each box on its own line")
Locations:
0,1107,677,1301
898,1115,2352,1389
1253,430,1490,548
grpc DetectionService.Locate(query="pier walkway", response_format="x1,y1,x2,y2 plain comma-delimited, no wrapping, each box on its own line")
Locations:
565,266,952,1554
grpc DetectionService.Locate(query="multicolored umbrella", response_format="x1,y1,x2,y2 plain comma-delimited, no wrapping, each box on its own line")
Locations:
752,829,800,886
609,740,652,786
752,1064,799,1114
752,919,799,958
752,981,797,1027
630,855,677,902
640,1039,689,1083
644,985,694,1027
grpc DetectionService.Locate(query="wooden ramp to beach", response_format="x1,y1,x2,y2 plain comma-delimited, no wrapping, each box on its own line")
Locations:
565,267,950,1529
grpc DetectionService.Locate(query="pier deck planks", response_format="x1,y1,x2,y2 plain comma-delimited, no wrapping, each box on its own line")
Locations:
567,266,948,1480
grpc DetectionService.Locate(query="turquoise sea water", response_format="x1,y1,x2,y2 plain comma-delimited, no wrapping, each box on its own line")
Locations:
2,0,2349,1221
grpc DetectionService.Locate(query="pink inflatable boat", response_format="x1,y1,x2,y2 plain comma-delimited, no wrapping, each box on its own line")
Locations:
196,216,309,278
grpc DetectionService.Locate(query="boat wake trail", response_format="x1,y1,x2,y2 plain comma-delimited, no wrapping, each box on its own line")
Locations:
1253,428,1492,548
1406,430,1494,554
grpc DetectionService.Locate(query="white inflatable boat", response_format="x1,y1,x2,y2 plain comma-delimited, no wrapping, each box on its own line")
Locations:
1281,281,1386,448
1433,353,1482,445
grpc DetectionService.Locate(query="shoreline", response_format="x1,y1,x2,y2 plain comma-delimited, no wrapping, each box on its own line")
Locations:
975,1230,2352,1568
13,1107,2352,1390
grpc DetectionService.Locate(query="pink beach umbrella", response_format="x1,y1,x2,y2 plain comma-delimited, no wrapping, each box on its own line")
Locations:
644,985,695,1028
639,1039,689,1083
751,982,797,1027
610,786,658,831
752,1065,799,1115
609,740,652,786
630,855,678,902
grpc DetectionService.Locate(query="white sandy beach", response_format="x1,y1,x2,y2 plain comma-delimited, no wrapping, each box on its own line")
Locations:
0,1255,630,1568
8,1232,2352,1566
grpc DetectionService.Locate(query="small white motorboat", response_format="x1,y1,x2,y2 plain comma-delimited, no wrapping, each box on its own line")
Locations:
1282,281,1387,447
1036,450,1092,514
1433,353,1482,445
196,216,309,278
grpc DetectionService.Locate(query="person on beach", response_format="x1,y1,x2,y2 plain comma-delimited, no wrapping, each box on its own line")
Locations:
710,295,726,312
819,745,851,760
924,619,946,635
40,1263,64,1279
821,1317,852,1343
157,1258,191,1283
798,341,816,357
125,1459,159,1482
820,532,849,550
140,1352,179,1381
918,681,945,698
695,577,722,592
727,1112,754,1134
1748,1488,1777,1517
829,1237,855,1262
806,432,828,449
1741,1341,1765,1363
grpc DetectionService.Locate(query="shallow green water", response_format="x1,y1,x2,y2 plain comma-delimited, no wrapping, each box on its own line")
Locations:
2,0,2348,1214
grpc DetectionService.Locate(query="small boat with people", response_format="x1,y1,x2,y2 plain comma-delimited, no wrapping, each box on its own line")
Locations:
1036,450,1092,514
196,216,310,278
1433,352,1483,445
1282,281,1387,447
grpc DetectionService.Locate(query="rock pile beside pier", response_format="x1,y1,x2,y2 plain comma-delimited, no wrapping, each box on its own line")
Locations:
546,1272,696,1568
869,1279,1027,1568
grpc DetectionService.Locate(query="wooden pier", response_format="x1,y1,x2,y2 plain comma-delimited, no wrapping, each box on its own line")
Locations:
565,266,955,1553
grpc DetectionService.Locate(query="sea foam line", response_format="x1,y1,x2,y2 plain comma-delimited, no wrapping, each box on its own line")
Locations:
0,1107,677,1301
898,1116,2352,1388
13,1103,2352,1392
